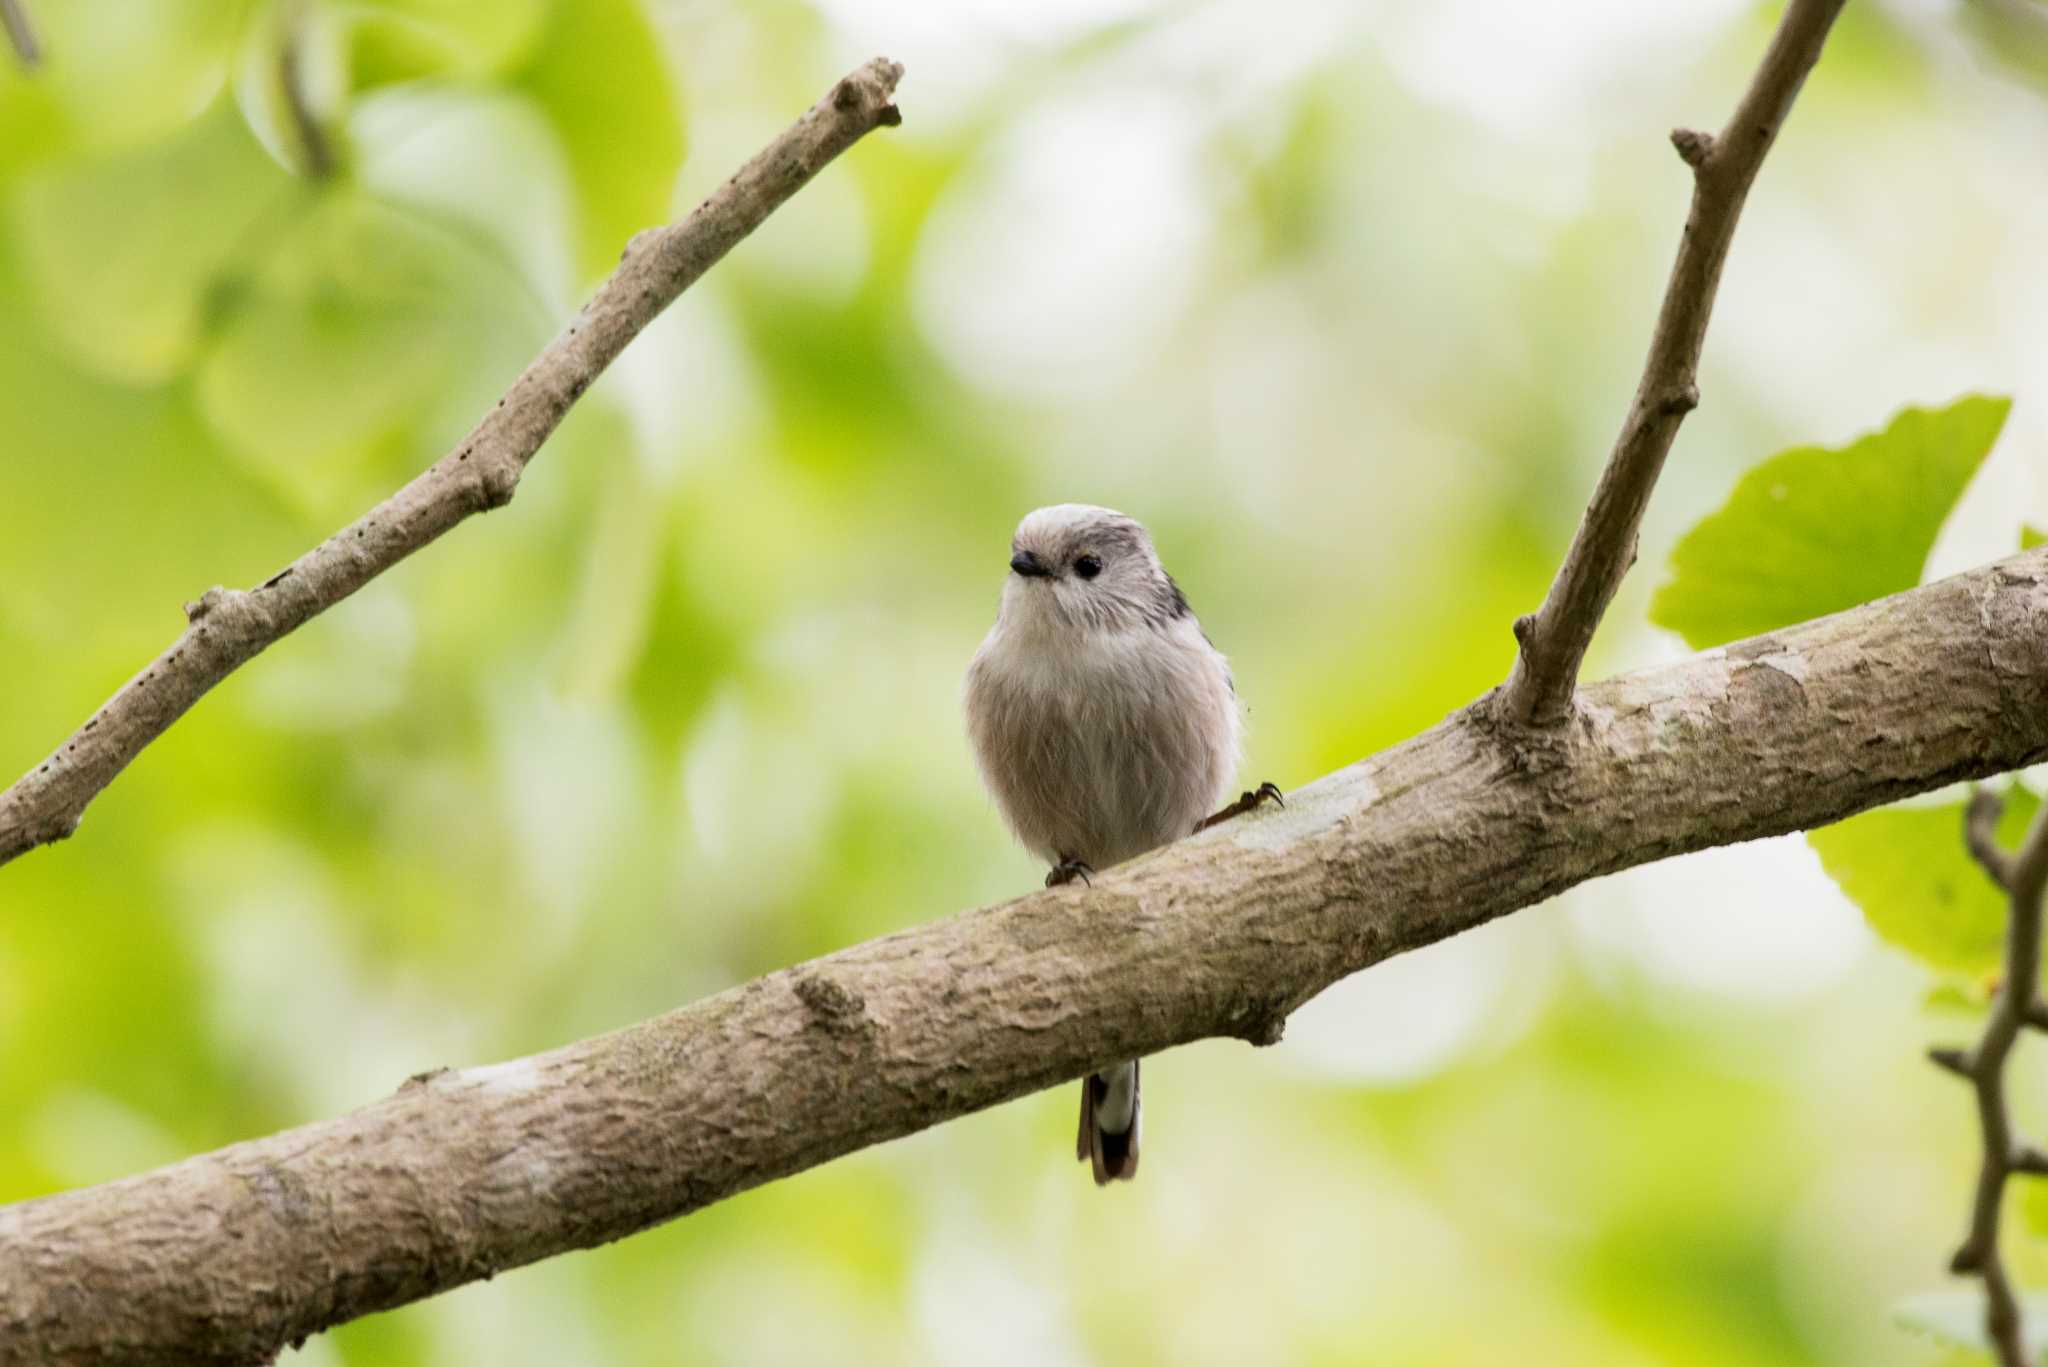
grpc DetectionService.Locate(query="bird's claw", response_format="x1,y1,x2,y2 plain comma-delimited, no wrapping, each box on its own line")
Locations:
1196,781,1285,832
1046,858,1095,888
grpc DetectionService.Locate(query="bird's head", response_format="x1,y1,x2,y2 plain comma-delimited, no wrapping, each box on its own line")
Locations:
999,504,1190,634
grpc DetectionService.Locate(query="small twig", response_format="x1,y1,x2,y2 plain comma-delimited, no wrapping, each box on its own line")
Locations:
0,0,39,68
1931,1045,1974,1078
1969,786,2018,890
1496,0,1849,725
278,0,333,179
1934,788,2048,1367
0,57,904,868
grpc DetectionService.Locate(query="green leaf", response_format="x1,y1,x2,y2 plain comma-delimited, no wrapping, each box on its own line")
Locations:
1896,1288,2048,1359
350,84,578,308
192,190,536,515
1809,788,2038,978
1923,979,1991,1015
1650,395,2011,649
8,100,283,382
341,0,548,88
2024,524,2047,551
513,0,686,282
2022,1177,2048,1242
0,0,238,172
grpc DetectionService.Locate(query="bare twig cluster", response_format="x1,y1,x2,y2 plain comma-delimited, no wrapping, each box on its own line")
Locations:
1933,789,2048,1366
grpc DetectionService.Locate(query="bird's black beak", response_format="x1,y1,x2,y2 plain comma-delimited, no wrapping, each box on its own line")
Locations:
1010,550,1051,579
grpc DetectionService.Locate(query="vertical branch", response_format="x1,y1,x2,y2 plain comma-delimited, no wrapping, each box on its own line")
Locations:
1495,0,1849,725
1934,788,2048,1367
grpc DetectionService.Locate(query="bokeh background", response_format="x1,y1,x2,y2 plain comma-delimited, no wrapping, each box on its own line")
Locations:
3,0,2047,1362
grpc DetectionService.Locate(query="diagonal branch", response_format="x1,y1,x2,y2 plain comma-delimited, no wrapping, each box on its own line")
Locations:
0,0,37,68
1496,0,1849,725
1934,787,2048,1367
277,0,334,180
1967,786,2019,891
0,56,905,870
7,547,2048,1365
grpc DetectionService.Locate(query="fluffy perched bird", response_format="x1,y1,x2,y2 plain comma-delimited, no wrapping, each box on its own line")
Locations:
963,504,1277,1185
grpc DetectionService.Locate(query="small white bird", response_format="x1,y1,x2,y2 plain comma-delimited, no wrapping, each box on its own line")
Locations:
963,504,1280,1185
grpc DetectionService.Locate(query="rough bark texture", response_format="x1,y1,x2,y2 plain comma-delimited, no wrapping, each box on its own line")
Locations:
1498,0,1848,724
7,547,2048,1365
0,56,905,869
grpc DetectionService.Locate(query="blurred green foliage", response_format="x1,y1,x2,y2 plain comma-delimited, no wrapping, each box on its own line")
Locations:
1,0,2043,1364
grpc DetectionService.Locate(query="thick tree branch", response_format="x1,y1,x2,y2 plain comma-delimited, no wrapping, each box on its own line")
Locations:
1935,788,2048,1367
7,547,2048,1365
1497,0,1848,725
0,56,905,869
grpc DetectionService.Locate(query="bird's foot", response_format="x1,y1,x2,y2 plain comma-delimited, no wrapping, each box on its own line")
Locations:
1197,781,1284,833
1046,857,1095,888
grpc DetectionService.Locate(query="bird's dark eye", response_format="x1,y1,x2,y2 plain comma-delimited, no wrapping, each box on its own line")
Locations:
1074,554,1102,580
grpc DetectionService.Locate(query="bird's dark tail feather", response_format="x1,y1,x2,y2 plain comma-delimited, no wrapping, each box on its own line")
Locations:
1077,1060,1140,1186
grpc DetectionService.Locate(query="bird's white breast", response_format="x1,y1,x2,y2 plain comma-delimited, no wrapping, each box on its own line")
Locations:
965,613,1240,871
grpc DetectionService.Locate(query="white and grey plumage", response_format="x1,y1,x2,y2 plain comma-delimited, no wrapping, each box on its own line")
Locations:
964,504,1263,1186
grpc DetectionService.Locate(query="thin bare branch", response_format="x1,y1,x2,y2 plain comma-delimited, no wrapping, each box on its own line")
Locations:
1931,1045,1976,1078
1934,787,2048,1367
0,0,38,68
7,546,2048,1364
1968,786,2018,890
278,0,333,179
0,57,905,869
1496,0,1849,725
